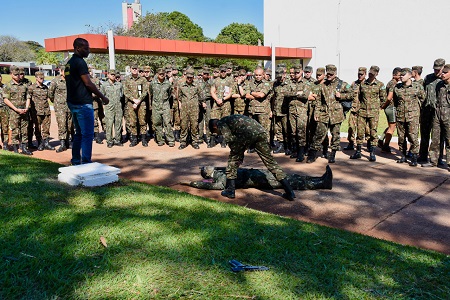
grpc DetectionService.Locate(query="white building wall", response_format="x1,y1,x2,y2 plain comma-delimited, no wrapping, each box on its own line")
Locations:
264,0,450,84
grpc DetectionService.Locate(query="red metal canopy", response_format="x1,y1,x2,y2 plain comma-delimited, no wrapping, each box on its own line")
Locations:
44,34,312,60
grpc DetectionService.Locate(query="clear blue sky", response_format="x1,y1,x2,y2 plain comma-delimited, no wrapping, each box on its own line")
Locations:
2,0,263,46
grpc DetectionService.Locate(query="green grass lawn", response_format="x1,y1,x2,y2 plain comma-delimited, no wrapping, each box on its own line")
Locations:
1,152,448,299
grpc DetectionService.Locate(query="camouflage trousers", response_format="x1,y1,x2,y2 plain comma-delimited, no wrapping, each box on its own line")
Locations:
211,101,232,120
31,114,51,140
429,106,450,164
153,108,174,144
289,106,308,147
55,110,73,141
249,113,271,138
9,110,28,144
273,115,288,142
180,103,200,145
397,119,419,154
226,132,287,181
347,111,358,144
0,106,9,143
198,101,211,142
104,103,123,143
419,106,435,160
125,101,147,136
94,105,105,133
313,122,341,151
171,102,181,131
356,115,379,146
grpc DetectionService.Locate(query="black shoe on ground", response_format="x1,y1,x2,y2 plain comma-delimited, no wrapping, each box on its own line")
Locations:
107,141,113,148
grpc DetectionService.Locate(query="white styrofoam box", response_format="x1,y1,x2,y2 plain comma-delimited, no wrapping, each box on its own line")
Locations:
58,162,120,186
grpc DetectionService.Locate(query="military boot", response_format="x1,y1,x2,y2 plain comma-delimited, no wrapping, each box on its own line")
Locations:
207,136,216,148
66,139,72,149
367,141,373,152
141,134,148,147
306,149,317,163
321,144,329,158
21,143,33,155
409,153,418,167
12,144,19,153
129,135,138,147
296,146,305,162
279,178,296,201
328,150,337,163
343,142,354,151
56,140,67,153
2,142,8,151
307,165,333,190
273,141,285,154
37,139,45,151
397,150,407,163
350,145,362,159
284,142,292,156
94,132,103,144
27,141,38,150
221,179,236,199
44,139,55,150
369,148,376,162
174,130,180,142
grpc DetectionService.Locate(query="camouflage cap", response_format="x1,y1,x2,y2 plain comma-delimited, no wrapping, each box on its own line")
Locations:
213,67,220,73
233,71,239,77
185,68,195,77
293,64,303,72
130,63,138,69
276,63,286,68
275,67,284,77
401,67,412,75
412,66,423,73
157,68,165,74
10,65,20,75
202,67,210,74
442,64,450,72
433,58,445,70
108,69,116,75
172,64,179,70
369,65,380,74
219,64,227,72
325,64,337,75
143,66,151,72
304,66,313,73
316,67,325,75
358,67,367,73
35,71,44,78
238,69,246,76
18,66,26,74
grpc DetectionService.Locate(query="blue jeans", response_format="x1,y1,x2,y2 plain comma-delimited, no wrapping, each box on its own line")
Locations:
68,103,94,165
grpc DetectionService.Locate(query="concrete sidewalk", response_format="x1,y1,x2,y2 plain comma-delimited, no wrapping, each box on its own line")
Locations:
29,112,450,255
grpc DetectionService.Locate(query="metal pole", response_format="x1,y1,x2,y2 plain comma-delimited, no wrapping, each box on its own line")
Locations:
271,44,276,79
108,30,116,70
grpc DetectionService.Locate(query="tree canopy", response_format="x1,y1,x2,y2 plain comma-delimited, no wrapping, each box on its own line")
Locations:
0,35,35,62
215,23,263,46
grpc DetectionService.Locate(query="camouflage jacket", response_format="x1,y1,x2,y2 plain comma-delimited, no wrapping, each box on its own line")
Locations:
350,79,363,113
272,79,290,116
393,82,425,122
244,79,271,114
0,83,5,107
123,75,149,105
90,76,102,109
315,77,353,124
358,79,386,118
218,114,267,146
285,77,310,110
423,73,442,108
233,81,247,112
48,75,69,113
212,77,234,103
100,80,123,108
435,81,450,109
177,81,204,109
27,83,50,115
149,78,172,111
385,79,398,107
3,80,28,108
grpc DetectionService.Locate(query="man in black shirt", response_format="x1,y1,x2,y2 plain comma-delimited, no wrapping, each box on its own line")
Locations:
65,38,109,165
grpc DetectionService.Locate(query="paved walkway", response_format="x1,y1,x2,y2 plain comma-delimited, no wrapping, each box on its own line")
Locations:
29,112,450,255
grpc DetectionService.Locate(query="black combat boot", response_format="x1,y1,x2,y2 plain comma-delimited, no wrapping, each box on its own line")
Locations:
273,141,285,154
27,141,38,150
307,165,333,190
409,153,418,167
397,150,407,163
290,141,298,158
12,144,19,153
279,178,296,201
343,142,354,150
129,135,138,147
328,150,337,163
221,179,236,199
141,134,148,147
174,130,180,142
296,146,305,162
367,141,373,152
56,140,67,153
94,132,103,144
44,139,55,150
350,145,362,159
37,139,45,151
21,143,33,155
306,149,317,163
2,142,8,151
207,136,216,148
284,142,291,156
221,140,227,148
369,148,376,162
321,144,329,158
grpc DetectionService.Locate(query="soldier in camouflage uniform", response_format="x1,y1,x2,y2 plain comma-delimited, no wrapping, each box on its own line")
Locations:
150,68,174,147
89,66,105,144
211,65,234,147
188,165,332,191
27,71,54,151
100,70,124,148
123,64,149,147
412,66,424,86
418,58,445,162
422,64,450,170
285,65,313,162
388,68,425,166
350,66,386,161
232,69,248,116
49,66,73,153
271,67,290,154
3,66,32,155
308,64,353,164
142,66,154,140
303,65,315,152
177,69,205,150
198,68,214,146
209,115,295,201
169,66,182,142
343,67,366,151
17,68,34,149
0,74,9,149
